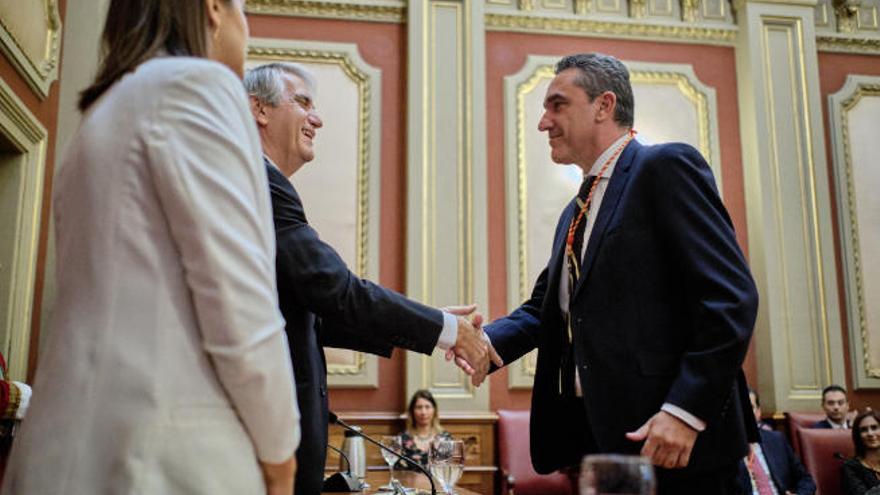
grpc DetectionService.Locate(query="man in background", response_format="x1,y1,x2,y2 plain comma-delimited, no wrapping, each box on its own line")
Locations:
738,389,816,494
812,385,853,429
244,62,501,495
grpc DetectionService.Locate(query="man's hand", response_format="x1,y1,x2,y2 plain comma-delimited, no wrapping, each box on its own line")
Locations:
442,305,503,386
260,455,297,495
625,410,698,469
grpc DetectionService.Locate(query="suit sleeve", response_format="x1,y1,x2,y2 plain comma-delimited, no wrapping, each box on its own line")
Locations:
484,205,571,368
272,191,444,355
145,62,299,463
785,443,816,495
648,144,759,424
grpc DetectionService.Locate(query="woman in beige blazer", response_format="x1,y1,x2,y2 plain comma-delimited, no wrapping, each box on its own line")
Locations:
1,1,300,494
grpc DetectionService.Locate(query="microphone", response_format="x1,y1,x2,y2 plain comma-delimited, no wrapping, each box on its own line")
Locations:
329,411,437,495
834,452,848,461
322,442,365,492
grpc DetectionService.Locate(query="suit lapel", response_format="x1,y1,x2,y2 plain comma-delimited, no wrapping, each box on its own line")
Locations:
572,140,640,300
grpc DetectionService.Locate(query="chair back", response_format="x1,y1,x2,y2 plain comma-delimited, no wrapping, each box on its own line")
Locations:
786,412,826,456
798,428,853,495
497,409,572,495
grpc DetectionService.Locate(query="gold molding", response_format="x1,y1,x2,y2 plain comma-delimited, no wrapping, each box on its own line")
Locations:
326,350,368,375
0,76,48,381
485,12,738,44
248,46,372,279
245,0,406,23
816,34,880,53
0,0,62,98
838,82,880,378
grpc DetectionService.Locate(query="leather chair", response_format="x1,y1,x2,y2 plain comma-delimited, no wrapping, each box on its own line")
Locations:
787,412,826,457
497,409,572,495
798,428,853,495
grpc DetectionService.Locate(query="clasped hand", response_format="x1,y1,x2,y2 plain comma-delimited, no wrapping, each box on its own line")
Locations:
442,305,503,386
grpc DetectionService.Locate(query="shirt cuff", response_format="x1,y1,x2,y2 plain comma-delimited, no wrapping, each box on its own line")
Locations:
661,403,706,432
436,312,459,350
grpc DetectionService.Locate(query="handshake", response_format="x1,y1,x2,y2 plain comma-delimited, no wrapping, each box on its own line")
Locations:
442,305,504,387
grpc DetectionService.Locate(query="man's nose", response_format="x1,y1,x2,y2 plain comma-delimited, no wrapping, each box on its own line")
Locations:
310,113,323,128
538,114,551,132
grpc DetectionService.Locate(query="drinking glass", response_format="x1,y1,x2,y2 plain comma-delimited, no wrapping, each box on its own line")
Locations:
579,454,655,495
380,435,403,489
429,439,465,494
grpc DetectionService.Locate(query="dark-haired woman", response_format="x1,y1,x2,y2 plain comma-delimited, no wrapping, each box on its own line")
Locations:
396,390,453,469
842,410,880,494
1,1,299,494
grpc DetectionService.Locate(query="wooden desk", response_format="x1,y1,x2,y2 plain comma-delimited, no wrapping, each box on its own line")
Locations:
325,470,482,495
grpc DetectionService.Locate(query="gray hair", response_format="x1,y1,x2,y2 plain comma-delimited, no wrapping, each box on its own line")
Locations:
243,62,316,106
556,53,634,128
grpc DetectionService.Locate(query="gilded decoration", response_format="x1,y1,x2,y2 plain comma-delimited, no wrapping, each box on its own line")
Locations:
0,0,62,98
245,0,405,22
830,78,880,384
484,13,739,44
817,34,880,53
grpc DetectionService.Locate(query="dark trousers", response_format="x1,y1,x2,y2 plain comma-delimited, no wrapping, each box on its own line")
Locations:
656,462,741,495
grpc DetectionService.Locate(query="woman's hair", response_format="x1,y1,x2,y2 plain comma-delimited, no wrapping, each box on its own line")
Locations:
79,0,227,111
407,389,443,431
852,409,880,458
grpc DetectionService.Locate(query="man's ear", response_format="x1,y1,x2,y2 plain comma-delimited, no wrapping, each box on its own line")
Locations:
249,96,270,127
594,91,617,123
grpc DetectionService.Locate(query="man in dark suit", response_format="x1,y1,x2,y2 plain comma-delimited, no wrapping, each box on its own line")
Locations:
244,63,501,495
738,389,816,494
483,53,759,494
811,384,852,429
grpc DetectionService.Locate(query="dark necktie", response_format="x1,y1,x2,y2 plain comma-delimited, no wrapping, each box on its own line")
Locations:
560,175,596,397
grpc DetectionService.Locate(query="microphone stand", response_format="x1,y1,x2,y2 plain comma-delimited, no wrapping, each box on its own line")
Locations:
322,443,364,492
330,412,437,495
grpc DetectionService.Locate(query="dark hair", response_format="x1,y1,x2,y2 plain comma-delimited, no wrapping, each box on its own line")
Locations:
852,410,880,458
822,384,848,401
79,0,226,111
555,53,635,128
407,389,442,431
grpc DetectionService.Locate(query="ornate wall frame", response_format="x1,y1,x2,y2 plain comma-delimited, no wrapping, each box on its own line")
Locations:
503,55,721,388
828,74,880,389
0,0,62,98
247,38,382,388
0,77,47,380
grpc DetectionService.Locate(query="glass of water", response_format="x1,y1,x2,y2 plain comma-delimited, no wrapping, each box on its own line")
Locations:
580,454,655,495
380,435,403,489
429,439,465,494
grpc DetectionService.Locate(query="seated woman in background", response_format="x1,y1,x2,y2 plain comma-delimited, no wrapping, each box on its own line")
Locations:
396,390,452,469
842,410,880,495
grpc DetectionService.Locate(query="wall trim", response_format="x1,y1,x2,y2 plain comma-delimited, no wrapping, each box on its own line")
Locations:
0,0,62,98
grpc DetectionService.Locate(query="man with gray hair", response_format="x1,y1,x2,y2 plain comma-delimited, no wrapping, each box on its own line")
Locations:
483,52,759,493
243,63,501,495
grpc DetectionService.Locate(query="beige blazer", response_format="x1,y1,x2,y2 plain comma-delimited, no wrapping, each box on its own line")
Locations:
2,57,300,494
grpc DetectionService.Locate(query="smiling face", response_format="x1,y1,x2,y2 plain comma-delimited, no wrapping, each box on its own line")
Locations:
256,72,323,176
860,416,880,451
412,397,436,429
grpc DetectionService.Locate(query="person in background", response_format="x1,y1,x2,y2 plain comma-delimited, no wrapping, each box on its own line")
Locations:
396,389,453,469
737,389,816,495
813,385,854,429
842,410,880,495
1,1,300,494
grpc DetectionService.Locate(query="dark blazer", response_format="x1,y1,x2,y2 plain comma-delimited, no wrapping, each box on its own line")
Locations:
737,429,816,494
812,418,849,429
485,140,759,476
266,161,444,495
841,458,880,495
